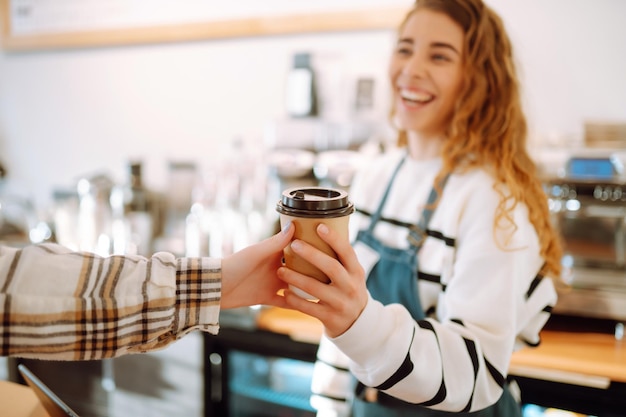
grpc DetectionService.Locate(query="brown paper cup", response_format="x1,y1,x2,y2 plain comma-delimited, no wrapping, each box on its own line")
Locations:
276,187,354,300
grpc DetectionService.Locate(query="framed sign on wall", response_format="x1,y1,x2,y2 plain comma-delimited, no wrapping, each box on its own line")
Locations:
0,0,410,51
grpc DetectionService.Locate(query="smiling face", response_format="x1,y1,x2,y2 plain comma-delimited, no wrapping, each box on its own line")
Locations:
389,9,465,140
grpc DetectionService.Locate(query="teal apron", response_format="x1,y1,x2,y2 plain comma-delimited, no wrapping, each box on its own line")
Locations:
352,156,521,416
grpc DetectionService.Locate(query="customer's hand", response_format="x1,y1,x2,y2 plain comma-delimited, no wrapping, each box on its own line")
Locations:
221,223,294,309
278,223,368,338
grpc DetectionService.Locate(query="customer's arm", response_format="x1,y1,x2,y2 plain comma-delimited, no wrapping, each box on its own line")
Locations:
0,224,294,360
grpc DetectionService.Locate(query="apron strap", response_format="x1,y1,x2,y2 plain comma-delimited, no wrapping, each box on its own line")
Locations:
366,154,407,233
407,174,450,249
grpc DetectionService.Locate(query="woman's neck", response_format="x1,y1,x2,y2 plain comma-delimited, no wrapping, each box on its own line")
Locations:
406,131,445,161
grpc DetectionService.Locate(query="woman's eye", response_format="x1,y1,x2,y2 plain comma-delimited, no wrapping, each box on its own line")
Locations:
432,54,450,62
396,47,412,56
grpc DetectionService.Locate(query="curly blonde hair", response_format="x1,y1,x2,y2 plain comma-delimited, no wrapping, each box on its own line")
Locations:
394,0,563,279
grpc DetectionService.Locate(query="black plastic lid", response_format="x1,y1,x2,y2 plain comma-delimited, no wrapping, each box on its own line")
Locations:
276,187,354,218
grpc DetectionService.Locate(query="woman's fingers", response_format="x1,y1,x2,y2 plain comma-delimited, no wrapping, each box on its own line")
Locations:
316,224,364,278
277,267,350,335
261,221,295,256
290,224,364,289
276,252,332,300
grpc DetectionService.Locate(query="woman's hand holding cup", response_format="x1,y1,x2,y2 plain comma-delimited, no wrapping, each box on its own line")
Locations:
278,222,369,338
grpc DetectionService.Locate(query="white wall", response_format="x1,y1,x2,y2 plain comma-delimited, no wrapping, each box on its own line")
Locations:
0,29,395,209
1,0,626,211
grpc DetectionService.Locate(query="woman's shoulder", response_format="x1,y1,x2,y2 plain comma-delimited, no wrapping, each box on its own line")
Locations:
448,164,510,200
441,167,489,208
444,166,536,230
441,166,516,223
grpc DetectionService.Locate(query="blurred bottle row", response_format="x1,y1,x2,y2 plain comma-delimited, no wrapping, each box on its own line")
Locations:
50,142,279,259
1,132,382,259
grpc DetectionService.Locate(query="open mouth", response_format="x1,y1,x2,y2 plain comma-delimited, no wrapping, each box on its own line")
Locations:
400,88,434,105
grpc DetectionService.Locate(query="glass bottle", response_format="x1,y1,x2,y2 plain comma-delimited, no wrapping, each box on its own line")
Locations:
77,174,114,255
285,52,318,118
111,161,153,256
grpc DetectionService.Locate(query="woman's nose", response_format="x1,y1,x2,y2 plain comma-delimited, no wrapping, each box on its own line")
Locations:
402,54,426,78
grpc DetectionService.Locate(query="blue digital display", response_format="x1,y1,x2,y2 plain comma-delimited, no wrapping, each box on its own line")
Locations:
567,157,615,180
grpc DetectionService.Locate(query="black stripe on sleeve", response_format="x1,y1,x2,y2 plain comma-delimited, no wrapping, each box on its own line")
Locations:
450,318,509,400
311,391,349,403
525,273,544,299
460,337,479,412
419,380,447,407
315,357,350,373
447,318,479,412
374,327,416,391
519,336,542,348
414,320,448,407
485,359,506,388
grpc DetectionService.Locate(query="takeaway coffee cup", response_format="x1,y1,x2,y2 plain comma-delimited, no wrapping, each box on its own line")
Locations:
276,187,354,300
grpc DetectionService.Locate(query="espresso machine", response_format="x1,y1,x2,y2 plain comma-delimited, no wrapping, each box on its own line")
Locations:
545,154,626,322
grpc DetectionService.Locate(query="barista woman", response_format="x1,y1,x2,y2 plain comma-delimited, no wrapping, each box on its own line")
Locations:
277,0,563,415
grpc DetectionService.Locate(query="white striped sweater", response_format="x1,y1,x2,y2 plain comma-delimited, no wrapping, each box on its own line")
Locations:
310,148,557,415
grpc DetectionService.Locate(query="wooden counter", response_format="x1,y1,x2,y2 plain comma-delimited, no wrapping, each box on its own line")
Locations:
509,325,626,416
510,329,626,388
256,307,323,344
0,380,49,417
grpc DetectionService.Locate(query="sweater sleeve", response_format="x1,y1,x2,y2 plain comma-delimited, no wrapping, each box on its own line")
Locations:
0,243,222,360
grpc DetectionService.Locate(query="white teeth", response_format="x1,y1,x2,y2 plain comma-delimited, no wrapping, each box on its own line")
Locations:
400,89,433,103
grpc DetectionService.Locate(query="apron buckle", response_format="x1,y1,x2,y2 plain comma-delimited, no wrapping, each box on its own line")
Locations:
407,225,426,247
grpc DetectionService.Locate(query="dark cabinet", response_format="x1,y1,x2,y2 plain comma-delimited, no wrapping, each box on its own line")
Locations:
203,327,318,417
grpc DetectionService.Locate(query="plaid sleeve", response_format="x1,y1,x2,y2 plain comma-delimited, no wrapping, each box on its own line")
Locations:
0,243,221,360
